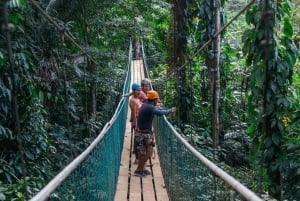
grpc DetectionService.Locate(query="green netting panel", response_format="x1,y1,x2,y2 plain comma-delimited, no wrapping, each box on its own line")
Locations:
43,42,132,201
48,98,128,201
154,117,246,201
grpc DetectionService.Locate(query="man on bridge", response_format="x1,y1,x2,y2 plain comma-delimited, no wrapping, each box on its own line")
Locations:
134,90,176,177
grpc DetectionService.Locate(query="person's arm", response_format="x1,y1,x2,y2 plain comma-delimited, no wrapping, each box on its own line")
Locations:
123,91,133,97
132,101,139,127
129,99,134,122
153,107,176,116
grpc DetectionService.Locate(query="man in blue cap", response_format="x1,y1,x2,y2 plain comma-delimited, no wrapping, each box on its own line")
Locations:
129,83,142,164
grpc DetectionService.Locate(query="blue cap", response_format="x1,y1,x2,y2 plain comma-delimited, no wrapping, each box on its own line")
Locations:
131,83,141,91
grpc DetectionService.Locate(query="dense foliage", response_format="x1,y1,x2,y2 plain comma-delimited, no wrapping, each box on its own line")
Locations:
0,0,299,200
152,0,299,200
0,0,130,200
243,0,298,199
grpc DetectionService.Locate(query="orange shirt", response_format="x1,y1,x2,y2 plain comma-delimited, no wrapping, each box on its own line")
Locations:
138,90,148,103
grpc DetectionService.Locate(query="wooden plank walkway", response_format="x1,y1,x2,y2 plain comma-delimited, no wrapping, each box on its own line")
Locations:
114,60,169,201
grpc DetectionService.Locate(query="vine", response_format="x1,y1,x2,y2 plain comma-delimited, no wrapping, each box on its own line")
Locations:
243,0,297,199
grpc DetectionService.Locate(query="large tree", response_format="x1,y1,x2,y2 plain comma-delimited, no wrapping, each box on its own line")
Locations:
243,0,297,199
167,0,191,124
198,0,223,148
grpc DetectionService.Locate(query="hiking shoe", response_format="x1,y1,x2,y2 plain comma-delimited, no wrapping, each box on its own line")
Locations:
143,169,151,175
134,170,147,177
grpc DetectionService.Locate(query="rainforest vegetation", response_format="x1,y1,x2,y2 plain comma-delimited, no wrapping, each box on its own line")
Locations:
0,0,299,200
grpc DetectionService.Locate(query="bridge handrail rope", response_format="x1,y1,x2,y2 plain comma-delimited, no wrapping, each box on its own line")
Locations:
140,39,152,82
29,41,133,201
27,0,97,64
140,37,262,200
29,122,110,201
154,114,263,201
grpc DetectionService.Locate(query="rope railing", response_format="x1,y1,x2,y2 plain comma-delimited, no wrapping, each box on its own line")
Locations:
142,34,258,201
30,38,263,201
154,116,263,201
29,41,132,201
140,39,152,81
141,37,262,200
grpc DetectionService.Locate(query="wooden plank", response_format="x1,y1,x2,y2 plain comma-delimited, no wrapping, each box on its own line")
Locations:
129,176,142,201
154,177,169,201
130,193,142,201
142,177,156,201
115,59,169,201
151,137,169,201
114,175,129,201
139,60,144,80
152,154,169,201
151,156,163,178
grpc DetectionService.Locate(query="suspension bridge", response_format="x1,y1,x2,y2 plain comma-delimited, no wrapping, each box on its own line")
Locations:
29,44,263,201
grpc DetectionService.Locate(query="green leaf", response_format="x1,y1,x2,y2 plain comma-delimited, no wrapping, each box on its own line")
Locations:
0,192,6,201
29,85,37,97
17,192,23,198
246,125,256,134
74,65,84,77
272,133,281,146
47,92,52,100
5,173,12,184
8,0,21,8
266,103,274,115
245,9,253,24
257,29,264,40
39,91,44,102
254,10,261,24
276,97,284,107
283,17,293,38
282,2,292,17
270,82,277,93
265,147,274,160
270,118,277,128
0,51,4,64
297,167,300,175
265,137,272,148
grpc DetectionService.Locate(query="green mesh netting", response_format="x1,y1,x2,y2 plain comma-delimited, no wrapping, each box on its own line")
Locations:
31,40,261,201
45,44,132,201
154,117,247,201
49,107,127,201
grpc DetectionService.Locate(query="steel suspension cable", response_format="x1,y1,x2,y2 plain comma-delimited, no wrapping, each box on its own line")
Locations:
170,0,257,76
27,0,96,64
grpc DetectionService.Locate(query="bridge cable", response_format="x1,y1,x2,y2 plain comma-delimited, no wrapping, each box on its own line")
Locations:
169,0,257,76
27,0,97,64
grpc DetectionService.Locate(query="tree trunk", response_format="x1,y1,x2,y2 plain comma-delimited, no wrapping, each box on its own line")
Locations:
262,0,281,198
172,0,189,124
212,0,221,148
